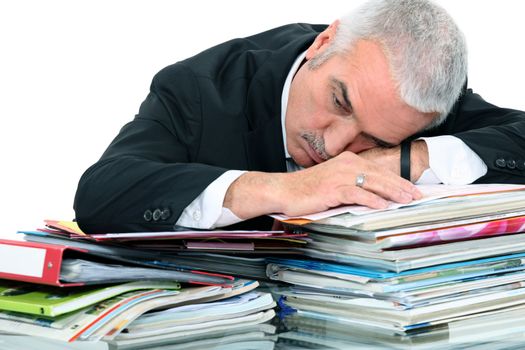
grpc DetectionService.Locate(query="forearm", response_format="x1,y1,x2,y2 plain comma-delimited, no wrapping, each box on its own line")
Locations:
224,152,421,220
454,124,525,183
359,137,491,185
437,90,525,183
407,140,430,182
421,136,488,184
176,170,246,229
224,171,287,220
358,140,430,182
74,157,225,233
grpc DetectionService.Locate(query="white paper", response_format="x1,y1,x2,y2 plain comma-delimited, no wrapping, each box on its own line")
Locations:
273,184,525,221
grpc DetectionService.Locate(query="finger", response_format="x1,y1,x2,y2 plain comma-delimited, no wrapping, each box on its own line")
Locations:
338,185,389,209
336,152,421,201
355,171,417,204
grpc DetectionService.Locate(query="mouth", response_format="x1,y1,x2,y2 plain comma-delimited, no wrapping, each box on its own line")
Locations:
304,141,326,164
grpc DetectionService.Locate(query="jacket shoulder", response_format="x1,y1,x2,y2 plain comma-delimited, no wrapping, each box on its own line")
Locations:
156,24,326,80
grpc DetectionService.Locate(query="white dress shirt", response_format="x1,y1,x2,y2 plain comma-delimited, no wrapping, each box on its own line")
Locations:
176,52,487,229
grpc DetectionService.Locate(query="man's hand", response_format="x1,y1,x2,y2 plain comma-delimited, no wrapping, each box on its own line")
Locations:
223,151,422,220
358,140,430,182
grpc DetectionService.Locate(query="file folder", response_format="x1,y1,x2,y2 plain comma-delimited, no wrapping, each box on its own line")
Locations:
0,239,234,287
0,239,88,287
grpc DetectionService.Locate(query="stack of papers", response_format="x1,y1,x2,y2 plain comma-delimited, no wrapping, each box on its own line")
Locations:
270,184,525,343
109,290,276,348
0,278,276,345
21,223,309,280
1,228,280,346
278,307,525,349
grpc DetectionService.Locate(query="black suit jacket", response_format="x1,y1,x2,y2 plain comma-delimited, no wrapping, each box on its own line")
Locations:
74,23,525,234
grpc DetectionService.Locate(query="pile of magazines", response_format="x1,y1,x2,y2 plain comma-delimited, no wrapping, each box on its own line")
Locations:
271,184,525,348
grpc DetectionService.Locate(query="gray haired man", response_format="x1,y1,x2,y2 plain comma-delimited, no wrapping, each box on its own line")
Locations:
74,0,525,233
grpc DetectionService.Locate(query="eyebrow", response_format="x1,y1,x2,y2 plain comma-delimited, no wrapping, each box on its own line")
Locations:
331,77,397,149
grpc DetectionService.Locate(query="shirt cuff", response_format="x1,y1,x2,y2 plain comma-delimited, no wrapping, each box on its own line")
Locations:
415,168,441,184
418,135,488,185
175,170,246,229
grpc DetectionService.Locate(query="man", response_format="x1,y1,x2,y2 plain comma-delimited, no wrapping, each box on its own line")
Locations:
74,0,525,234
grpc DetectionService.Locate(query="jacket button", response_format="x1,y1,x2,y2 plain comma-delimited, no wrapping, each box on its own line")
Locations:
506,159,516,169
495,158,506,168
517,160,525,171
161,208,171,220
152,209,162,221
143,210,153,222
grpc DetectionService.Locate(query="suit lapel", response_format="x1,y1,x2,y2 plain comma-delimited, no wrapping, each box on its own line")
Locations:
244,115,287,172
242,26,321,173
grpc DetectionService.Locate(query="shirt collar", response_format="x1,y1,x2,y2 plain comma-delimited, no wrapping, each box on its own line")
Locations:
281,51,307,159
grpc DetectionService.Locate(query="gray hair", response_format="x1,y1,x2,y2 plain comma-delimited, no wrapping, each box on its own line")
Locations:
309,0,467,128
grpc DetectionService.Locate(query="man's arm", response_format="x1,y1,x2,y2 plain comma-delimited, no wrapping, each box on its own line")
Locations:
359,137,488,184
357,141,430,182
177,151,424,229
447,90,525,183
175,171,246,229
223,151,421,221
74,65,229,234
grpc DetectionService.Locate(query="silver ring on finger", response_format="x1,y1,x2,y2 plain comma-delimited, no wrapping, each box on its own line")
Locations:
355,173,366,188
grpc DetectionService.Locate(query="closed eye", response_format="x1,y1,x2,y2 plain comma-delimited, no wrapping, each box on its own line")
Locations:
330,78,353,115
330,77,395,148
332,92,351,114
362,132,396,148
332,93,343,110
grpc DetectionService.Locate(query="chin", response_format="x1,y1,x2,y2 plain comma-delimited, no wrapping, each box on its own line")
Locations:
296,156,315,168
290,147,315,168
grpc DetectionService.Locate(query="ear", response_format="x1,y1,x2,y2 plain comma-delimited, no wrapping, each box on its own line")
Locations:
306,20,340,60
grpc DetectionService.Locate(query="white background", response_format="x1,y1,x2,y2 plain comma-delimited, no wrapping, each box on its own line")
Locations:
1,0,524,237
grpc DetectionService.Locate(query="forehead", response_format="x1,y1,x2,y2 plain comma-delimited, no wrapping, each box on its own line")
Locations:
327,40,434,143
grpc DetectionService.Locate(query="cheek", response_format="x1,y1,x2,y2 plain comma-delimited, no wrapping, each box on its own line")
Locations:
289,81,334,132
304,87,333,128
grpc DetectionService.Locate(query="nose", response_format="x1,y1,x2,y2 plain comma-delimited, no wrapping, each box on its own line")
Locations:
323,119,360,158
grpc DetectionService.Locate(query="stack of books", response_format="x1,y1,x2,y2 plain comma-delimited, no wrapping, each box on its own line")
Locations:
0,233,277,347
21,221,309,280
4,183,525,348
269,184,525,348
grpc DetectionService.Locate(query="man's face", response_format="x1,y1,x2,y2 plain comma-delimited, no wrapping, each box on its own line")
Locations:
285,22,436,168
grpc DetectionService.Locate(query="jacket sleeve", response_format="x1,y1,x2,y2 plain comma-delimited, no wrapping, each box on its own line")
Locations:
74,64,227,233
424,88,525,184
